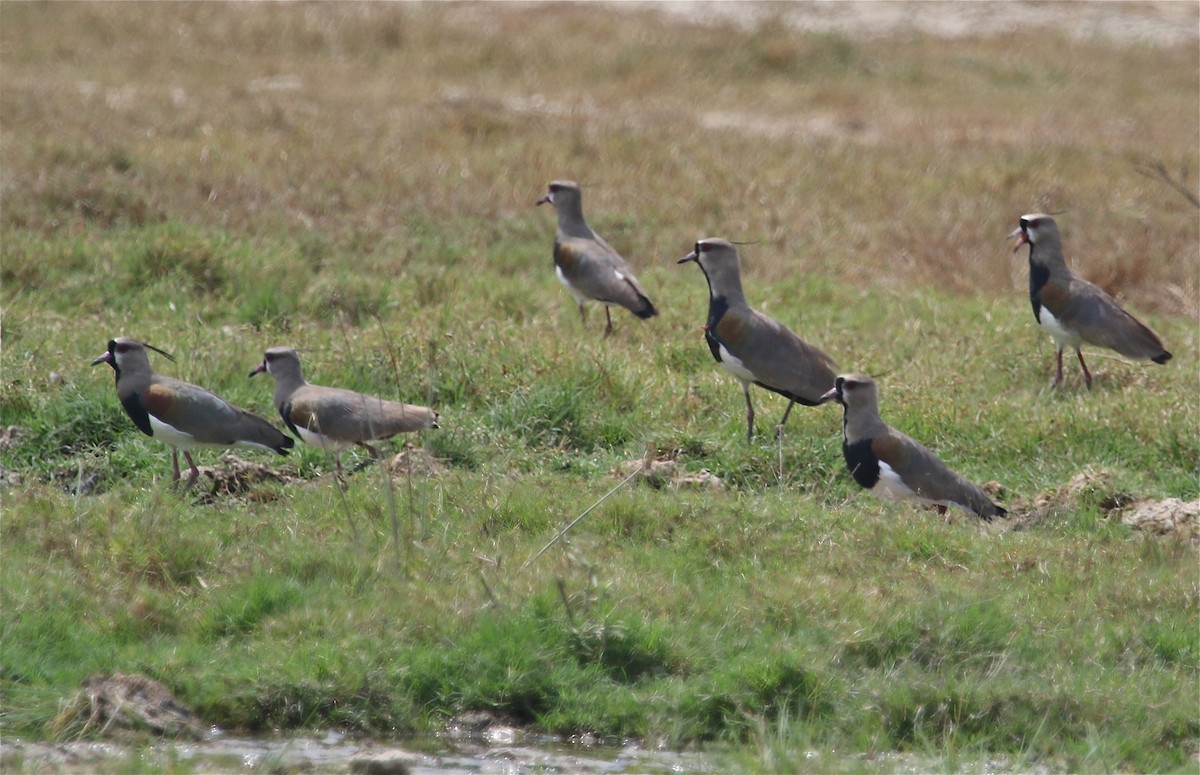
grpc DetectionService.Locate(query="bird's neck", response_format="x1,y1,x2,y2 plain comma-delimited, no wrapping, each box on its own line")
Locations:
556,210,594,240
1030,242,1072,280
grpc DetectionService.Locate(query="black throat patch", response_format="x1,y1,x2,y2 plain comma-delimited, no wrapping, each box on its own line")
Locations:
703,295,730,364
279,401,302,439
842,409,880,490
120,393,154,438
1028,259,1050,321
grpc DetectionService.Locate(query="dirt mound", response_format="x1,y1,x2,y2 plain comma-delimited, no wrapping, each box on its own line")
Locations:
388,446,446,477
1008,467,1196,542
198,452,300,499
0,425,28,451
1038,467,1136,512
612,453,725,492
51,673,203,740
1121,498,1199,542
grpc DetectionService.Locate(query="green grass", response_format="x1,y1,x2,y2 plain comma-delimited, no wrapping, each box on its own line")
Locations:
2,3,1198,772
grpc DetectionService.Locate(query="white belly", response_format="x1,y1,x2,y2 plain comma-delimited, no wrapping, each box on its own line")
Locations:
871,461,919,502
1038,307,1082,350
296,425,353,452
718,345,757,383
149,415,202,450
556,265,586,304
149,415,277,453
872,461,968,512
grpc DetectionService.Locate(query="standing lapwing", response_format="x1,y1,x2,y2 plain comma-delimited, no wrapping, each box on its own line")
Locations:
250,347,439,481
819,374,1006,520
679,238,837,443
92,337,293,492
1012,213,1171,388
536,180,657,337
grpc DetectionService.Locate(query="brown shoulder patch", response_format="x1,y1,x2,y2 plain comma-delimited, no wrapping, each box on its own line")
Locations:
554,241,583,271
714,312,748,346
140,384,176,417
871,434,907,470
1038,277,1071,314
286,400,322,434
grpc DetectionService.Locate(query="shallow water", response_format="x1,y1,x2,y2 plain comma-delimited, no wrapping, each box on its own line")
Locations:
1,729,716,774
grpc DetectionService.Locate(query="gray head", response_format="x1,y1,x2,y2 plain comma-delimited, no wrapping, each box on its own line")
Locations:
91,337,172,383
1011,213,1066,270
819,374,878,412
818,373,890,441
250,347,308,393
677,238,747,306
536,180,591,236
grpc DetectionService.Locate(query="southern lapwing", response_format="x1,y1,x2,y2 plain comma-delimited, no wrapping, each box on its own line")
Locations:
536,180,657,337
92,337,294,492
678,238,837,443
1011,213,1171,389
250,347,439,481
819,374,1006,520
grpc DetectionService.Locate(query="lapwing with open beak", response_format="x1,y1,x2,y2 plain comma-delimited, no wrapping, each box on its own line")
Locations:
251,347,439,481
819,374,1006,520
1011,213,1171,388
678,238,837,443
92,337,294,492
536,180,657,337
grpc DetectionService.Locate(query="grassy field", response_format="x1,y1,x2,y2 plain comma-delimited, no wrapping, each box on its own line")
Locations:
2,3,1197,772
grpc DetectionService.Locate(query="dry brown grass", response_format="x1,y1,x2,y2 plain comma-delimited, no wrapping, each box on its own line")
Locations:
2,1,1196,318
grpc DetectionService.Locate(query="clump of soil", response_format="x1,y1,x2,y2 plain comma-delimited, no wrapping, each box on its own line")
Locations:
51,673,204,740
1008,467,1197,543
0,426,29,489
388,446,446,477
197,452,300,500
612,452,725,491
1121,498,1199,543
0,425,28,451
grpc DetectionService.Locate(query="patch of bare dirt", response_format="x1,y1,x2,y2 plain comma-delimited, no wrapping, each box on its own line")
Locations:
622,1,1198,47
388,446,447,477
1122,498,1199,542
0,425,28,451
197,452,300,500
51,673,204,740
612,452,725,492
1007,467,1196,543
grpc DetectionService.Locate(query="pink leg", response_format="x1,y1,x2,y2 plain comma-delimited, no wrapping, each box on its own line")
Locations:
181,451,201,493
1051,348,1064,388
170,449,182,483
743,384,756,444
1076,349,1093,389
334,453,348,491
775,401,796,440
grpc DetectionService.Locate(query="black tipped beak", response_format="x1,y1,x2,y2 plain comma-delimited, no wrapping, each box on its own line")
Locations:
1009,226,1028,253
677,251,698,265
817,386,841,405
91,352,113,366
249,361,267,378
536,194,551,206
